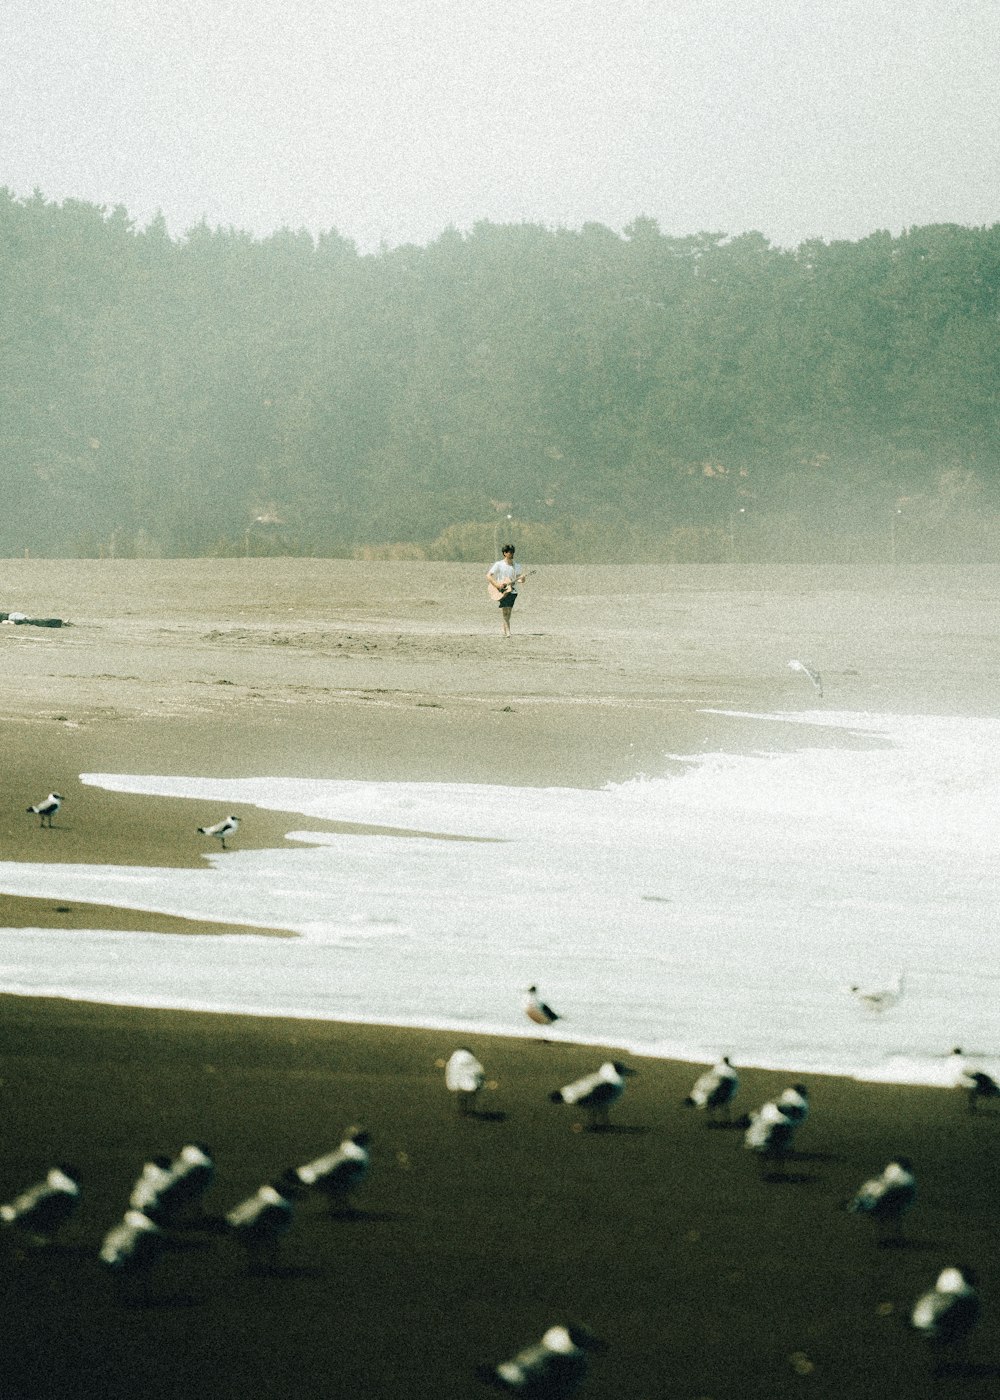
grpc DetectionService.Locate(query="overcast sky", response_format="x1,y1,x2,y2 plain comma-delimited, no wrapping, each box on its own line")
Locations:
2,0,998,251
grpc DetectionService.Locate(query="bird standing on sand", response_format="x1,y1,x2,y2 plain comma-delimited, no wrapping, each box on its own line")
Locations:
476,1323,605,1395
524,985,561,1029
911,1265,980,1352
744,1101,798,1171
26,793,62,828
949,1049,1000,1113
0,1165,81,1246
550,1061,637,1131
776,1084,810,1125
155,1143,215,1225
445,1048,486,1116
128,1156,174,1214
197,814,239,850
295,1127,371,1215
684,1056,739,1122
98,1210,167,1300
847,1158,916,1244
225,1170,302,1275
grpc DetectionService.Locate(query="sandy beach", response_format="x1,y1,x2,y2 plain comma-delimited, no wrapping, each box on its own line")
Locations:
1,558,999,1397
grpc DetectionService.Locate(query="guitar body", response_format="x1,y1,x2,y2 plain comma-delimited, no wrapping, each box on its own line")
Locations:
487,581,508,602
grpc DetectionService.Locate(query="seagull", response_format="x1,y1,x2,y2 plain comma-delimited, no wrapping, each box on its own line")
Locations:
295,1127,371,1215
850,972,905,1012
476,1323,606,1395
197,815,239,850
776,1084,810,1125
744,1101,798,1172
550,1061,637,1131
98,1210,167,1301
26,793,62,828
787,659,823,697
445,1048,486,1116
911,1266,980,1351
155,1143,215,1224
524,985,561,1029
128,1156,174,1214
684,1056,739,1122
847,1158,916,1244
225,1170,303,1275
949,1049,1000,1113
0,1165,81,1245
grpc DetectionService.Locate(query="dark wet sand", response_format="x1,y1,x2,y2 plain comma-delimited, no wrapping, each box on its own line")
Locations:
0,998,997,1400
1,561,999,1396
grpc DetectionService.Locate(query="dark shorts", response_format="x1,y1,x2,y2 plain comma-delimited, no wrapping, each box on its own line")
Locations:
498,591,517,609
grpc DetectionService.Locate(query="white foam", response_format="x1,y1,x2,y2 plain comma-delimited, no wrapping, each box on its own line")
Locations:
0,709,997,1084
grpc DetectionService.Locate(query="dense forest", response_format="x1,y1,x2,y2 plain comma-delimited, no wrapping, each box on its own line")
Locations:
2,188,998,562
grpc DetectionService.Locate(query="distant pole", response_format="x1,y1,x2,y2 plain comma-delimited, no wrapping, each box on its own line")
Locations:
890,507,902,566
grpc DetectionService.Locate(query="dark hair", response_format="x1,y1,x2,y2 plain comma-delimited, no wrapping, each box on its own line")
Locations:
502,544,514,554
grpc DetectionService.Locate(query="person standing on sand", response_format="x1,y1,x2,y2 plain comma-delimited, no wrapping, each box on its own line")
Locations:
486,544,526,637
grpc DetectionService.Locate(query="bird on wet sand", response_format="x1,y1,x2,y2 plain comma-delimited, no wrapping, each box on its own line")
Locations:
911,1265,980,1365
847,1158,916,1244
684,1056,739,1123
744,1100,799,1174
26,793,62,828
949,1049,1000,1113
98,1209,167,1302
550,1061,637,1131
445,1048,486,1116
197,815,239,850
0,1165,81,1246
295,1128,371,1215
225,1170,303,1275
476,1322,606,1395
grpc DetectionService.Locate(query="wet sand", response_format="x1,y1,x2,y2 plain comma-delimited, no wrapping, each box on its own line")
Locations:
1,559,999,1396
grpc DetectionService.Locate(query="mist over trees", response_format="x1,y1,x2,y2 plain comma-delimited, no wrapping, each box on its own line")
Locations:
2,187,998,563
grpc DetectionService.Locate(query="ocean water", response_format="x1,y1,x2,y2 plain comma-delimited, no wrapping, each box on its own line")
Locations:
1,709,998,1087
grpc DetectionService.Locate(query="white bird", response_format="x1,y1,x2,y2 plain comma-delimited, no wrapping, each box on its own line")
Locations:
197,814,239,849
0,1165,81,1245
296,1127,371,1214
153,1143,215,1224
98,1210,167,1301
684,1056,739,1122
744,1101,798,1170
524,985,561,1029
949,1049,1000,1113
445,1048,486,1116
128,1156,174,1214
26,792,62,828
225,1170,302,1275
911,1266,980,1349
850,972,905,1012
550,1061,637,1131
476,1323,605,1395
787,659,823,697
847,1158,916,1243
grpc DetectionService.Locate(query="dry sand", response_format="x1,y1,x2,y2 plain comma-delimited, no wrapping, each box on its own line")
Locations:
1,559,998,1397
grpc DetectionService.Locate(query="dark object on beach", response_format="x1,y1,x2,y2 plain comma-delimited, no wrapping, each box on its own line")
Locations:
550,1061,637,1131
26,792,62,827
846,1158,916,1244
684,1056,739,1121
0,1165,81,1246
225,1170,302,1274
0,613,65,627
911,1265,980,1350
476,1322,605,1395
295,1127,371,1213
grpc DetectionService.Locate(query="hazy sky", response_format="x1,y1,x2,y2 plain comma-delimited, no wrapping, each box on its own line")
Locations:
2,0,998,251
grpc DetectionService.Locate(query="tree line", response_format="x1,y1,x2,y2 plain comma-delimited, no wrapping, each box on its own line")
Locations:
2,188,998,563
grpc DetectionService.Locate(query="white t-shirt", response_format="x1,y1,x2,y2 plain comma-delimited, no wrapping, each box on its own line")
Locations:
488,560,522,588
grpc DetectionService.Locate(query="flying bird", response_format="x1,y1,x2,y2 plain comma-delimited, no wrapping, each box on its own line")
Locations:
225,1170,303,1275
847,1158,916,1244
445,1048,486,1116
0,1165,81,1246
295,1128,371,1215
787,659,823,697
197,815,239,850
911,1265,980,1351
850,972,905,1012
524,985,561,1029
26,792,63,827
476,1323,606,1395
684,1056,739,1122
550,1061,636,1131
